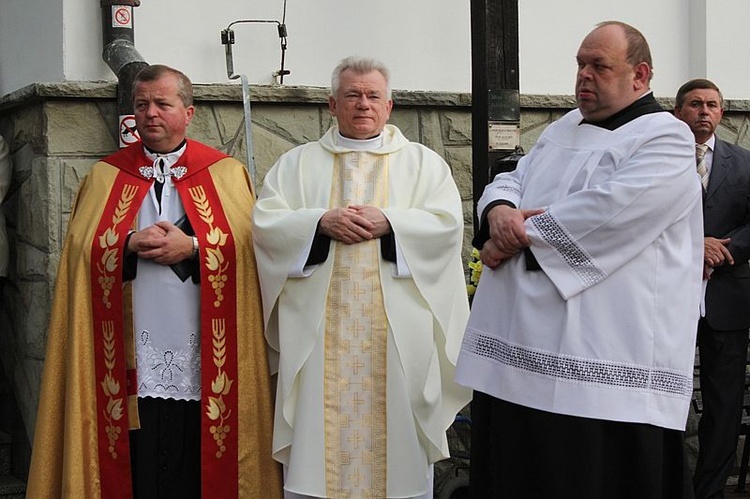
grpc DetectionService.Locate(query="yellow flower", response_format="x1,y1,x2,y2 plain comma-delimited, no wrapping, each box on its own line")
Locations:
467,247,483,296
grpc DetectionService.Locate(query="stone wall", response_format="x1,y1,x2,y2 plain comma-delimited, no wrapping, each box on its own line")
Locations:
1,82,750,477
0,82,484,457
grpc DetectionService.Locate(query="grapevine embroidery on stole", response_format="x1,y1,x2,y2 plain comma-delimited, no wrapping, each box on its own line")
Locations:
95,183,139,458
100,320,123,457
189,186,229,308
97,184,138,309
188,185,234,458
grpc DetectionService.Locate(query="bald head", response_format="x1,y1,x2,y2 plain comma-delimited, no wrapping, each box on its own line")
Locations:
575,22,653,122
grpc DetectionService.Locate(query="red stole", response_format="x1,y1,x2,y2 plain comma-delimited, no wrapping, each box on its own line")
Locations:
90,141,240,498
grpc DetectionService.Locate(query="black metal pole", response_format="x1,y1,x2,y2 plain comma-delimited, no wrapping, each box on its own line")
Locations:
469,1,520,495
470,0,520,230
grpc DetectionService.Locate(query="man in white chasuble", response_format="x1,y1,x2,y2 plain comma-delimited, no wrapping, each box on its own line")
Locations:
253,56,471,498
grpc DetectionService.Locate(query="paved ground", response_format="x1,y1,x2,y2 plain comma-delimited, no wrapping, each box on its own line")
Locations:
725,487,750,498
724,476,750,498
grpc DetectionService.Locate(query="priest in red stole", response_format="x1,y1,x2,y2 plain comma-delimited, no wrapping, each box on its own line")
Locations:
27,64,281,498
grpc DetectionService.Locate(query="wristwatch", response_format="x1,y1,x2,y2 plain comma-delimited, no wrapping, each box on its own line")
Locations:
192,236,199,259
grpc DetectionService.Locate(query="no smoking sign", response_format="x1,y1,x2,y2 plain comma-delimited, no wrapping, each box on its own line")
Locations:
119,115,140,147
112,6,132,29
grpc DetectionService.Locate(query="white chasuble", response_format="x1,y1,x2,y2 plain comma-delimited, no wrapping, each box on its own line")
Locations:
254,125,471,499
325,152,388,497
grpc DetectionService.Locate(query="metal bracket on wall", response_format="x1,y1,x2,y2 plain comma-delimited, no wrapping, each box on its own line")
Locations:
220,17,290,188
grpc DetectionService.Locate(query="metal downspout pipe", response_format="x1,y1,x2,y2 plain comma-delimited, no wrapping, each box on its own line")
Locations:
101,0,148,148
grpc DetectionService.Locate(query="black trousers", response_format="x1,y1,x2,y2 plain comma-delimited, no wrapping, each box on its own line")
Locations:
470,393,694,499
130,397,201,499
693,321,750,499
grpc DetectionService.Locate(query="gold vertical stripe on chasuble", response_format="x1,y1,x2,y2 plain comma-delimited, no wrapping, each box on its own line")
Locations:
325,152,389,498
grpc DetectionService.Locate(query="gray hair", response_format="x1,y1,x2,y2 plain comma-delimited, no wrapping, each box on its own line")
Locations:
330,56,391,99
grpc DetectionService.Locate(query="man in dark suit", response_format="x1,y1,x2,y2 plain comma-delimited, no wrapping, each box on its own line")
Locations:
676,78,750,499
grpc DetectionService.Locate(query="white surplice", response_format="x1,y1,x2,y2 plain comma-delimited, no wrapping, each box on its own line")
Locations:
456,109,704,431
132,145,202,401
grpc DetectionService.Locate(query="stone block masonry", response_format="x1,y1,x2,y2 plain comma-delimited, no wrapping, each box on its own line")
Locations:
0,82,749,481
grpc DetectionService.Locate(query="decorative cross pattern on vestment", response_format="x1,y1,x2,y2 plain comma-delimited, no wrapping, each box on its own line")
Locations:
324,152,388,498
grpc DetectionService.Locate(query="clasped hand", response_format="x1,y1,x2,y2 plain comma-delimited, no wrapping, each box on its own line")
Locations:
127,220,193,265
319,205,391,244
703,236,733,279
481,205,545,269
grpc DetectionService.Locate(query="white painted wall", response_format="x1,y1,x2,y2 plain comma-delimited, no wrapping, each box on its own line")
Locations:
134,0,472,93
0,0,472,95
0,0,65,95
704,1,749,99
518,0,691,98
517,0,749,100
1,0,749,100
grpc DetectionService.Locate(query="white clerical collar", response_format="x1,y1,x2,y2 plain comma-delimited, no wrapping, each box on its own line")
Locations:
143,142,187,167
336,131,384,151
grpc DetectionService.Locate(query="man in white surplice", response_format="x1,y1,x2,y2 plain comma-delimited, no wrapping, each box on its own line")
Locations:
456,22,704,497
252,56,471,498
